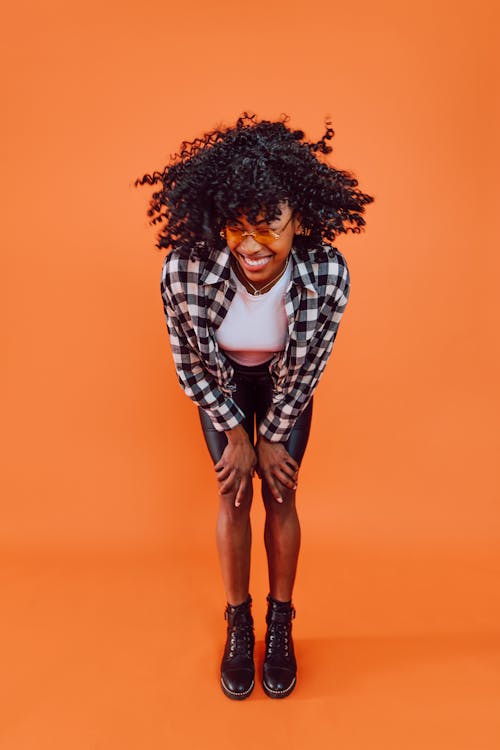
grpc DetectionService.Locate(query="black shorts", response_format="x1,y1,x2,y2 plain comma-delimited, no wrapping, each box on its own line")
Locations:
198,354,313,466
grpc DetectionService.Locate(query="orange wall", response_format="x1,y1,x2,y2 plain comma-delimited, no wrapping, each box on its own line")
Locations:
2,0,498,567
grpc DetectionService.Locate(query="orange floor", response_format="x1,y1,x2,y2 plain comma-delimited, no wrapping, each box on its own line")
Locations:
2,529,499,749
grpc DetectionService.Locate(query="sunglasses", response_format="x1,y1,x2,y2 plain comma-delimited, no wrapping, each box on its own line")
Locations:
220,214,294,245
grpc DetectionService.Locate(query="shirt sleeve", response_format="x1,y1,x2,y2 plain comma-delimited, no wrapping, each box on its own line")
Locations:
160,270,246,433
257,267,351,443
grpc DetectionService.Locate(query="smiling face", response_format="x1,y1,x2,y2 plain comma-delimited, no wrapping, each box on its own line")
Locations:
223,203,301,290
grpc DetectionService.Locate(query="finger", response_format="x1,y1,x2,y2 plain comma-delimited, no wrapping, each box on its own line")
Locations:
284,455,299,473
218,470,237,495
279,461,297,480
214,454,226,471
215,465,231,482
276,459,298,483
273,467,297,490
219,481,237,497
263,472,283,503
234,474,250,508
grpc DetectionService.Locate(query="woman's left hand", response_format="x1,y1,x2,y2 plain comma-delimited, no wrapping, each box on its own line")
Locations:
256,437,299,503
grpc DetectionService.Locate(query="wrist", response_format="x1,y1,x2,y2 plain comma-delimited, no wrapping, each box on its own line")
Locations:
225,424,250,445
257,433,274,444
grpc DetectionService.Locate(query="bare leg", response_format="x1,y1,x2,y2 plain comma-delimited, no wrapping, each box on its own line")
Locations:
262,481,300,601
216,486,253,606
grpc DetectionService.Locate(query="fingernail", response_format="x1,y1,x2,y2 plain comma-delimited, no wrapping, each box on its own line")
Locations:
277,497,283,503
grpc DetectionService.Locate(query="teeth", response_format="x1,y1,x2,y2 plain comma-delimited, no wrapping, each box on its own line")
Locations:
240,254,271,267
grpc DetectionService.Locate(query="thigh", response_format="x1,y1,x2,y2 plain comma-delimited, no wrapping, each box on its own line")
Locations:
284,397,313,466
197,407,229,465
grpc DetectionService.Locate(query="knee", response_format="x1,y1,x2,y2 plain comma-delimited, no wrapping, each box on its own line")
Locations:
262,479,296,515
218,483,253,519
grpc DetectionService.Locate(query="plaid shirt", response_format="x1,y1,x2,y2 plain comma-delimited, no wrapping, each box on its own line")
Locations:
160,243,350,443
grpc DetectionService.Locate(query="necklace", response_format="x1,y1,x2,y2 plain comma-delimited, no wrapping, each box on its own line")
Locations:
231,254,290,296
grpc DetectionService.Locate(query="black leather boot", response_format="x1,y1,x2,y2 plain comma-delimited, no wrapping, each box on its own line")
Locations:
262,593,297,698
220,594,255,700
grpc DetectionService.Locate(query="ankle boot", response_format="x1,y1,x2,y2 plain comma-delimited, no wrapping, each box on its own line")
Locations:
220,594,255,700
262,593,297,698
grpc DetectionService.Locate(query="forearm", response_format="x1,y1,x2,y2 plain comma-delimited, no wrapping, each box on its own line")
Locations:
163,301,246,430
225,423,251,445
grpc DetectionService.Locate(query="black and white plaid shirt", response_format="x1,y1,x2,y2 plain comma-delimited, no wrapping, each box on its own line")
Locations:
160,243,350,443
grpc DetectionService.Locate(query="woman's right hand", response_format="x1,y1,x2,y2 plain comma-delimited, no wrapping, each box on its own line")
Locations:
215,425,256,508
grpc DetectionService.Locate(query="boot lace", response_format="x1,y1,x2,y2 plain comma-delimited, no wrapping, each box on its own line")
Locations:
266,620,293,661
224,605,254,660
226,623,253,659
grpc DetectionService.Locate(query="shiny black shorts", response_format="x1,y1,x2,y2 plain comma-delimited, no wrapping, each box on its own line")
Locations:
198,354,313,466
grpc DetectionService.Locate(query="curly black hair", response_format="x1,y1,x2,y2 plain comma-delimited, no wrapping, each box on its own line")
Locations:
134,112,374,262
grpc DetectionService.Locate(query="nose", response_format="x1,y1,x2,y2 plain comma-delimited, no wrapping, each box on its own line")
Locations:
238,234,262,253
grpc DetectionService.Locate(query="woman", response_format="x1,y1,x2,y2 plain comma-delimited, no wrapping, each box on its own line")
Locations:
135,113,374,700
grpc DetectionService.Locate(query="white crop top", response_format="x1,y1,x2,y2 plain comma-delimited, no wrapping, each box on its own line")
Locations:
215,260,292,366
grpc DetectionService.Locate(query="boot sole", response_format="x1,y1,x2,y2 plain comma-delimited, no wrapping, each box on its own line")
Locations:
262,676,296,699
220,676,255,700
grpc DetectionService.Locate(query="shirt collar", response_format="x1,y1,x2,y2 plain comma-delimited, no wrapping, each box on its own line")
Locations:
201,245,318,295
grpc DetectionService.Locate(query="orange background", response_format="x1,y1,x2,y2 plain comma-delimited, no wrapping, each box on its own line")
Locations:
2,0,499,747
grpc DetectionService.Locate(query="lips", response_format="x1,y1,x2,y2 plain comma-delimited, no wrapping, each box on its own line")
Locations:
238,252,272,271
